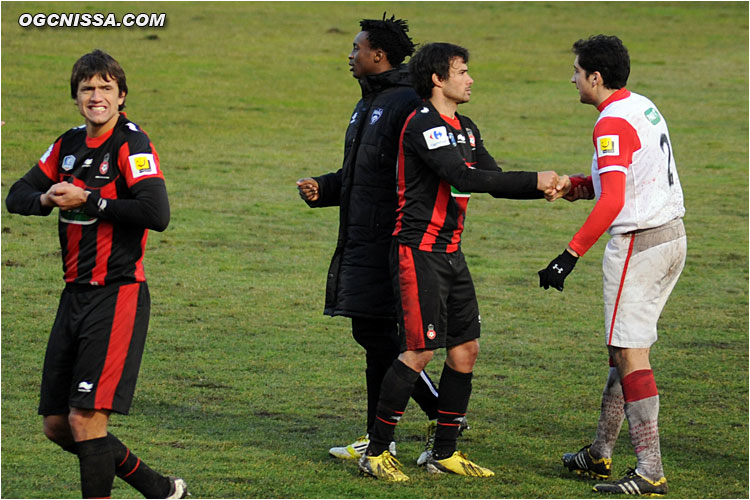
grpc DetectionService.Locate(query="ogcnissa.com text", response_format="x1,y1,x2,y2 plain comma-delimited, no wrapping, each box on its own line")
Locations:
19,12,166,28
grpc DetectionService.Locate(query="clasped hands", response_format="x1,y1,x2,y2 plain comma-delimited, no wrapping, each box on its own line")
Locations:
40,182,89,210
537,172,595,202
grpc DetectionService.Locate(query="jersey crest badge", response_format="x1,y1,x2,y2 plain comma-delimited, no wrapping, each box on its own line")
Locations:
426,324,437,340
596,135,620,157
62,155,76,171
423,126,450,150
99,153,110,175
466,128,476,148
128,153,157,178
370,108,383,125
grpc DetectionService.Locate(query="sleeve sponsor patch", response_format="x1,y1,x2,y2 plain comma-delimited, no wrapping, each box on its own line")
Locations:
596,135,620,157
128,153,158,178
423,126,450,150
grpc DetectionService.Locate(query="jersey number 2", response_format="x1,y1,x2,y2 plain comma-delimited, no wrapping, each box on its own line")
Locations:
660,133,674,187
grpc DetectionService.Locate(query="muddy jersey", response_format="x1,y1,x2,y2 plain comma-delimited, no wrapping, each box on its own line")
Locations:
589,88,684,234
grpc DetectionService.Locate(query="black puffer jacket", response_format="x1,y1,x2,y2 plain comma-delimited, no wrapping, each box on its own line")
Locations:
308,66,420,319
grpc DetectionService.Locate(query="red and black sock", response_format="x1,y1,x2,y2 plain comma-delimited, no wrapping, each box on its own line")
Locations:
76,436,114,499
368,359,420,455
108,433,171,498
433,364,472,460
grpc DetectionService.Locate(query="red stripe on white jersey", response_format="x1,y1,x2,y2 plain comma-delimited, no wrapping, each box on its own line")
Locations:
398,244,425,350
607,235,635,345
95,283,139,409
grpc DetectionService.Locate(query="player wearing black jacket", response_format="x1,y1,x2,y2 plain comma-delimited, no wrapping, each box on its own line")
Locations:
5,50,186,499
358,42,564,481
297,16,446,463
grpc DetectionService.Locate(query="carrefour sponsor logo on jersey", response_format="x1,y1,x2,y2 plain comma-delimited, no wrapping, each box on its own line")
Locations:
128,153,157,178
644,107,661,125
423,126,450,150
596,135,620,157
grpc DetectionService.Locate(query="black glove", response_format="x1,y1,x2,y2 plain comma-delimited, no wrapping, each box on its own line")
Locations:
538,250,578,291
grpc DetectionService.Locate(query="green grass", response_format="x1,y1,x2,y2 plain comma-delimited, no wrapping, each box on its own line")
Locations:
2,1,748,498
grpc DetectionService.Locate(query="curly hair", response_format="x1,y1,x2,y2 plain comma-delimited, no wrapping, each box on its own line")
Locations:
360,13,416,67
572,35,630,89
70,49,128,110
408,42,470,99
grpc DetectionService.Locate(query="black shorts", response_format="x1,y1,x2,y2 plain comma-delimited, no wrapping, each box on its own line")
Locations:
38,281,150,416
392,242,480,352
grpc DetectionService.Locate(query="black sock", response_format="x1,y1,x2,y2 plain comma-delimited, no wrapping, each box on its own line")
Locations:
368,359,420,455
107,433,171,498
433,364,473,459
364,351,393,434
76,436,115,498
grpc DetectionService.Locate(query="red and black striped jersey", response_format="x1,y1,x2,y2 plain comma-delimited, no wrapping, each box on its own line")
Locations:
393,101,540,253
6,113,169,286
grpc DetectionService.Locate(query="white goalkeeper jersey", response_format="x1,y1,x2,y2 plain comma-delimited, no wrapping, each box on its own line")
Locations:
590,88,685,235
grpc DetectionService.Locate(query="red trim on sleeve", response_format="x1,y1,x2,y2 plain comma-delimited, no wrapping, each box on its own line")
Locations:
593,116,640,171
119,141,164,188
38,138,62,182
621,369,658,402
569,171,626,256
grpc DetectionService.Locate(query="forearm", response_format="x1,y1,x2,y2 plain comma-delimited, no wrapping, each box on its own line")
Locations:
451,168,539,198
568,173,626,256
84,180,170,231
5,170,55,216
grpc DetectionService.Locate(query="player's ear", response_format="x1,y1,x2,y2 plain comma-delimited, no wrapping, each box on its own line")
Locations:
431,73,443,88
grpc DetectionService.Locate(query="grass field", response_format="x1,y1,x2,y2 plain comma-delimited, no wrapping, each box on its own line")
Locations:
1,1,748,498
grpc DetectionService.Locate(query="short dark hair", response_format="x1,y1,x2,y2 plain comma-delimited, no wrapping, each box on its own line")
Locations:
572,35,630,89
360,13,416,67
408,42,470,99
70,49,128,110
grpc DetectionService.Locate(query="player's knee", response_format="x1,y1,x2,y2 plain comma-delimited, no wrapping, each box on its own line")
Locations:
43,415,72,447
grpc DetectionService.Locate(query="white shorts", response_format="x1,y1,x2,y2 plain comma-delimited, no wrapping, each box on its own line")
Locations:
602,218,686,348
